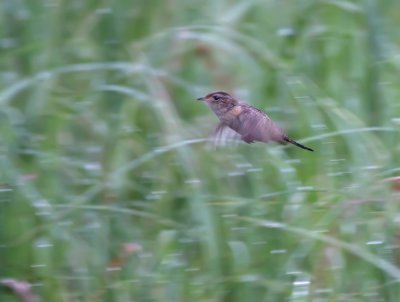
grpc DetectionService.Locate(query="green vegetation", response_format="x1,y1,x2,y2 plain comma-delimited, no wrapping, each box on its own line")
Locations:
1,0,400,301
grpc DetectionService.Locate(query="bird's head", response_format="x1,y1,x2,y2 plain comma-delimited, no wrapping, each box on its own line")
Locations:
197,91,238,116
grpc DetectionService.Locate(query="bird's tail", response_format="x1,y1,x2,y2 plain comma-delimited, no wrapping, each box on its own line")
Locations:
283,136,314,152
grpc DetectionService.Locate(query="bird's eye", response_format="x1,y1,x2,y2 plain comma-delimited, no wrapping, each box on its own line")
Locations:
213,95,221,101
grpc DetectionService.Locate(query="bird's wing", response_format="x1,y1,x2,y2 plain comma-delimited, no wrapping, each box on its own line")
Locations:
236,106,285,143
212,122,241,146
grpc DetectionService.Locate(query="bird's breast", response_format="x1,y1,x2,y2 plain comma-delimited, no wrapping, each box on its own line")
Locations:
227,106,242,117
220,105,242,120
219,105,242,130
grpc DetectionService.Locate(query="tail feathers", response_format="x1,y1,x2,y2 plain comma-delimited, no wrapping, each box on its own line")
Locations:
283,136,313,152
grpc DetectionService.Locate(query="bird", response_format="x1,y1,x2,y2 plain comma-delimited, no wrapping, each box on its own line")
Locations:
197,91,313,152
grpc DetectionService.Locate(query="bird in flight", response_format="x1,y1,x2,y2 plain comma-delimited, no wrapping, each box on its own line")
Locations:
197,91,313,152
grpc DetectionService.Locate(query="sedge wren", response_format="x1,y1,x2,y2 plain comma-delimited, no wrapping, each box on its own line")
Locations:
197,91,313,152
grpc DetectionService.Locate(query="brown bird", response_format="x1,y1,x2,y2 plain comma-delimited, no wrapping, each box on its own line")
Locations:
197,91,313,152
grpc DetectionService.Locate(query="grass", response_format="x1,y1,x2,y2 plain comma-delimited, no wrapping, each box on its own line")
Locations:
1,0,400,301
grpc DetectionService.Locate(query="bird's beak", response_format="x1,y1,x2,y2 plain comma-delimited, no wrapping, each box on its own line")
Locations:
196,96,205,101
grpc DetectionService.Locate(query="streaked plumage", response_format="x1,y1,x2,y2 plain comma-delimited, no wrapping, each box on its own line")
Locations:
197,91,313,152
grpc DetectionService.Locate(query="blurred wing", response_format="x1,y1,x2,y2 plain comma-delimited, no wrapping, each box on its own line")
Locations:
237,107,285,143
212,122,241,146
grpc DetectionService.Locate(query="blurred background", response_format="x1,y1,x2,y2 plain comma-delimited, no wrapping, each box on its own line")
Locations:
1,0,400,301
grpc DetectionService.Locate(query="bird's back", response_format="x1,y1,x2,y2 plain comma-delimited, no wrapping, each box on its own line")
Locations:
233,103,285,143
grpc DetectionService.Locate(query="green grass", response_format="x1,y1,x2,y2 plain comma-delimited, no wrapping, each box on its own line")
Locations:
1,0,400,301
